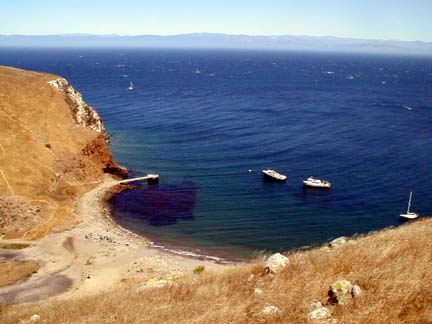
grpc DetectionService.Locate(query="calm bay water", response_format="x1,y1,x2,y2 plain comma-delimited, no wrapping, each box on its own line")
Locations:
2,48,431,260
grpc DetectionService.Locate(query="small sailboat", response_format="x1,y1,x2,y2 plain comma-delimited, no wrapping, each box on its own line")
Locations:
400,191,418,220
128,81,134,90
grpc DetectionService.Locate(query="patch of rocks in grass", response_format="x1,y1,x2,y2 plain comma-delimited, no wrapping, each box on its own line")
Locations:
254,287,263,295
306,302,338,324
261,305,280,316
308,306,331,322
19,314,41,324
264,253,289,274
328,279,362,304
328,237,347,249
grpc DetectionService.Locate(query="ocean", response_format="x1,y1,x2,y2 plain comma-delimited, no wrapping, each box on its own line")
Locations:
2,48,431,261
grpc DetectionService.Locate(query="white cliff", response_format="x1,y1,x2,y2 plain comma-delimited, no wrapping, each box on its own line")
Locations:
48,78,104,133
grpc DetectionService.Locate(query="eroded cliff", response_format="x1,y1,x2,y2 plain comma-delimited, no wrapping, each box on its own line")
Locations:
0,66,126,239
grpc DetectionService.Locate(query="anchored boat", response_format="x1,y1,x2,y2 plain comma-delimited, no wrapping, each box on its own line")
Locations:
262,169,287,182
400,191,418,220
303,176,331,188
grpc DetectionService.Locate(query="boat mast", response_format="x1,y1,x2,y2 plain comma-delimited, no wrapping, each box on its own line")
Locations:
407,191,412,213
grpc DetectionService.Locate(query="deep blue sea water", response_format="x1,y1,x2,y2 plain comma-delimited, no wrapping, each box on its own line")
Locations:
1,48,431,260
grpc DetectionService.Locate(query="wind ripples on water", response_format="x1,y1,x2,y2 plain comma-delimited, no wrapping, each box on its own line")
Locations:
1,48,430,259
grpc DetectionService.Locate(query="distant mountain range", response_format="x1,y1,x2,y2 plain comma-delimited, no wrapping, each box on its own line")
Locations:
1,33,431,55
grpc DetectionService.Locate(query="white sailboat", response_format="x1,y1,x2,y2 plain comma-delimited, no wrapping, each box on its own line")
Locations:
128,81,134,90
400,191,418,220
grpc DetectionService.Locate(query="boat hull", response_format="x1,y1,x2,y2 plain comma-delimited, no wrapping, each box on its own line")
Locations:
302,181,331,188
262,171,287,182
399,212,418,220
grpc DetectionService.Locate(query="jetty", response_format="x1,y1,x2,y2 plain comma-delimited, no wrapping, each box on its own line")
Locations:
117,174,159,184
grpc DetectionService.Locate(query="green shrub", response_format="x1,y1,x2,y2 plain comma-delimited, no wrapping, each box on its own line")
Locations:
193,265,205,274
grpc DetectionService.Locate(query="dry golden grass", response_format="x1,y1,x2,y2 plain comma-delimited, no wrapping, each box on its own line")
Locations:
0,243,30,250
0,66,123,239
0,261,39,288
1,218,431,324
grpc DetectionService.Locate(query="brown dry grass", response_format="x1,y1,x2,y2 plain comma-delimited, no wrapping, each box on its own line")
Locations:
1,218,431,324
0,66,123,239
0,243,30,250
0,261,39,288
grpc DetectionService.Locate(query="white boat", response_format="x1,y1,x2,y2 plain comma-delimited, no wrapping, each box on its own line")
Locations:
400,191,418,220
303,176,331,188
262,169,287,182
128,81,134,90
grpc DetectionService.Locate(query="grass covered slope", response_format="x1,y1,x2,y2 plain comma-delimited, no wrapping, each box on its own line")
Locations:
0,66,125,239
2,218,430,324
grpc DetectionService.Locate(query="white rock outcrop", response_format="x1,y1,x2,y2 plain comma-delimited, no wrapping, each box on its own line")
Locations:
328,236,347,248
329,279,353,304
19,314,41,324
306,301,323,312
261,305,280,315
264,253,289,273
308,306,331,322
48,78,104,132
351,284,362,298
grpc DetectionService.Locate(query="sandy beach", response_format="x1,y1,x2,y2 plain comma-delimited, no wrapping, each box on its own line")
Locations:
0,175,223,304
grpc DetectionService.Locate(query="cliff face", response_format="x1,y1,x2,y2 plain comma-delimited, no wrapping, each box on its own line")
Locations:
47,77,104,133
0,66,126,239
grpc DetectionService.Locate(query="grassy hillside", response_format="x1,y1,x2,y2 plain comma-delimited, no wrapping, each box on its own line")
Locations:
0,66,124,239
2,218,430,324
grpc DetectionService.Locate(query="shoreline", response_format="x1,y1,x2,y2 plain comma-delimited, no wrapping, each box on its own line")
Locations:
102,181,244,264
0,176,227,304
3,174,428,305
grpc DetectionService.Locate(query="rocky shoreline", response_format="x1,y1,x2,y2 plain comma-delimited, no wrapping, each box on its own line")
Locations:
0,66,225,304
0,175,224,304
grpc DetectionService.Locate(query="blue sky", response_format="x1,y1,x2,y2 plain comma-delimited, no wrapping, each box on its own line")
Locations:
1,0,431,41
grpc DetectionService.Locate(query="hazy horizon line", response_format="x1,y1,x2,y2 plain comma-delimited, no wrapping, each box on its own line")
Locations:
1,32,431,44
